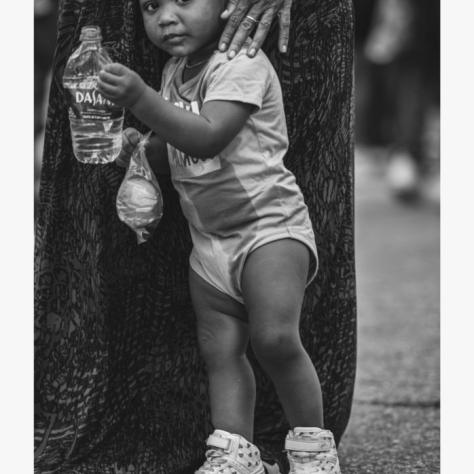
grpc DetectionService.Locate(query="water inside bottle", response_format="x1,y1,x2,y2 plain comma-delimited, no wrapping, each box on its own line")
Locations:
69,113,123,164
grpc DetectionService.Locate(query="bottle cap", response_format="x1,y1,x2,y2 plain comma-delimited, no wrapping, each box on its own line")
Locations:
80,25,102,41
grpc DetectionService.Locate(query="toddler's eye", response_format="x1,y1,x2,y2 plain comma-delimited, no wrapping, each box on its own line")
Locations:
175,0,191,5
143,1,159,12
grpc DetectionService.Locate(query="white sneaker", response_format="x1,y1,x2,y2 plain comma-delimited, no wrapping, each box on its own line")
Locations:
285,427,341,474
195,429,265,474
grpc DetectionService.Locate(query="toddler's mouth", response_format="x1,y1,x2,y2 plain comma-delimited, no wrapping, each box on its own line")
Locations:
163,33,186,43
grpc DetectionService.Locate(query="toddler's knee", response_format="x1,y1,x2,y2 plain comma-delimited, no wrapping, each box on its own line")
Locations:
250,328,302,368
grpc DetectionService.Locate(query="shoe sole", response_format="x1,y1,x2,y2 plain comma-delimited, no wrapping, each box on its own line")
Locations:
285,458,342,474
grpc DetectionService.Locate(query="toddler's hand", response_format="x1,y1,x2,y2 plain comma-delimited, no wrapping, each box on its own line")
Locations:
98,63,146,109
116,128,142,168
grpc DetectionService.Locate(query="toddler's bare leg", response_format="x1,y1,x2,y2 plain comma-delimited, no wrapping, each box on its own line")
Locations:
189,268,256,441
241,239,324,428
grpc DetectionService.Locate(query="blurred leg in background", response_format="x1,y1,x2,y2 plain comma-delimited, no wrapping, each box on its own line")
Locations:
353,0,378,147
355,0,440,204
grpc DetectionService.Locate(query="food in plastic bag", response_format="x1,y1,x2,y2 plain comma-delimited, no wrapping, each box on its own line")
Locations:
116,132,163,243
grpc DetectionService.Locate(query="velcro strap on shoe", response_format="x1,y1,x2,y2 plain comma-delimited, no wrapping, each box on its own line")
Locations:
206,434,231,451
284,438,331,452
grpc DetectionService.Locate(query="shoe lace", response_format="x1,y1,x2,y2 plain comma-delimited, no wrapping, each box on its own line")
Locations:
196,448,230,473
288,450,338,473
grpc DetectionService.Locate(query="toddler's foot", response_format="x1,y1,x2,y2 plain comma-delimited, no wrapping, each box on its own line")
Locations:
285,427,341,474
195,429,265,474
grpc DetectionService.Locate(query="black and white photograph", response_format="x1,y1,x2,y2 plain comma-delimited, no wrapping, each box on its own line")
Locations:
3,0,460,472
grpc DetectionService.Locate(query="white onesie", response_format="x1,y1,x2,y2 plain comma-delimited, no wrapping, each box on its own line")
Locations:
160,47,318,304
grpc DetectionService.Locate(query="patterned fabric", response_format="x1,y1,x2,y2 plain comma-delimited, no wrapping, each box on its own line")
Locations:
34,1,356,473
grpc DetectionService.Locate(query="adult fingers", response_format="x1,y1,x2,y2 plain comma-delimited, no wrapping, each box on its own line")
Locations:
226,4,264,58
220,0,240,19
277,0,292,53
247,6,276,57
218,0,251,53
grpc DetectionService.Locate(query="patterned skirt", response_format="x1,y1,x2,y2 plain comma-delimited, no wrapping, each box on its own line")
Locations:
34,0,356,472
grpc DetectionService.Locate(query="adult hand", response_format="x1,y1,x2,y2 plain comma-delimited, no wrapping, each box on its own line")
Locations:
219,0,292,58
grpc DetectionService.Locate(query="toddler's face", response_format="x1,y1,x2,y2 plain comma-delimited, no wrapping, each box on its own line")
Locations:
138,0,226,57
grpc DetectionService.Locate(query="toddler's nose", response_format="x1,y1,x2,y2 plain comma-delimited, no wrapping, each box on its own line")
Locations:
157,4,178,27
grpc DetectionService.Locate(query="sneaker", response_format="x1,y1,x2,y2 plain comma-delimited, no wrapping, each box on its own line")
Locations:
195,429,265,474
285,427,341,474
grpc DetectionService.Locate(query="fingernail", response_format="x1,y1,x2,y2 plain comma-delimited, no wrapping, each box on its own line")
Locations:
281,45,287,53
249,48,256,57
229,50,236,59
219,42,227,51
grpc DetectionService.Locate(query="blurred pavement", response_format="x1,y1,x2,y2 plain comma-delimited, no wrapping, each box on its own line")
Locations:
338,148,440,473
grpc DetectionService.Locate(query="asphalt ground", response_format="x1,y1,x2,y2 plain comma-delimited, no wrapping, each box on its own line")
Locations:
338,150,440,473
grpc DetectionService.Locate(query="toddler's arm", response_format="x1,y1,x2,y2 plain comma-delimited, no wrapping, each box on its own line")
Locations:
146,134,170,175
98,64,254,159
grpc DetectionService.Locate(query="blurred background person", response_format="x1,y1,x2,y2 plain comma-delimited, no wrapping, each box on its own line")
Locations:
354,0,440,203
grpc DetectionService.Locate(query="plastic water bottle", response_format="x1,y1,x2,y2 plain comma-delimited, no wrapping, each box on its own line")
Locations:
63,26,123,164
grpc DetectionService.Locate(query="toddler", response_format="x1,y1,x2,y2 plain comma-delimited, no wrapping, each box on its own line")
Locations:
98,0,342,472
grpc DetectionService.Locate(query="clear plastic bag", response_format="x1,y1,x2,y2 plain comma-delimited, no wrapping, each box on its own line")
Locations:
116,132,163,244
